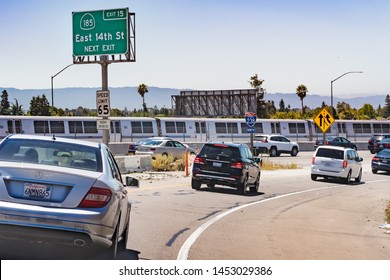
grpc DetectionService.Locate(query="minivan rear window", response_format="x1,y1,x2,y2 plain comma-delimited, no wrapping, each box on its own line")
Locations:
315,148,344,159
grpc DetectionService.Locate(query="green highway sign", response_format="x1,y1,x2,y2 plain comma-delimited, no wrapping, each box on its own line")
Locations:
72,8,129,57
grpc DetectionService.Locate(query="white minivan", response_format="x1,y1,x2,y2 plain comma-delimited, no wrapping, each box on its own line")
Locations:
311,146,363,184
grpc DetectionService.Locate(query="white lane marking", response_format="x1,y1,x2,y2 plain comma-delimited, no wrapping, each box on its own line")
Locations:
177,179,390,260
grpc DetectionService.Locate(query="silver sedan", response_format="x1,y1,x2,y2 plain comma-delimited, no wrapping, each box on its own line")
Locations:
135,139,197,159
0,134,138,259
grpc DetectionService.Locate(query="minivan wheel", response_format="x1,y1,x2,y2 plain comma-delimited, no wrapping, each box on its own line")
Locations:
311,174,317,181
344,171,351,184
355,169,362,182
191,179,201,190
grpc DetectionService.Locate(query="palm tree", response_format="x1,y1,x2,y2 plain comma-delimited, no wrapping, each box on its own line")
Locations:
137,83,149,116
10,98,24,115
296,84,308,115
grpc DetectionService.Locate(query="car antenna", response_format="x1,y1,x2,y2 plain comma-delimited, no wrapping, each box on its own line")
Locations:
52,134,56,140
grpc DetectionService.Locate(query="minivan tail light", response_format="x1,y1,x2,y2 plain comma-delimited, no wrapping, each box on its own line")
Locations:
78,187,112,208
311,157,315,164
343,160,348,168
230,162,243,169
194,156,205,164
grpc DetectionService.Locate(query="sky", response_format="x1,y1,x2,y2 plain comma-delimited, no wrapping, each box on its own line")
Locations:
1,0,389,99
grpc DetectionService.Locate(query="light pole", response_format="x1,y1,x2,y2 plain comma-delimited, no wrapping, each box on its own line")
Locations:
51,63,74,116
330,71,363,114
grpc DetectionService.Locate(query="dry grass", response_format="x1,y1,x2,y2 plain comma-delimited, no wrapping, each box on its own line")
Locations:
152,154,186,171
385,201,390,224
260,158,301,171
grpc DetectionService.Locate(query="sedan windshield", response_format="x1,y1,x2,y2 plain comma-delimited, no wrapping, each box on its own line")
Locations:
0,139,102,172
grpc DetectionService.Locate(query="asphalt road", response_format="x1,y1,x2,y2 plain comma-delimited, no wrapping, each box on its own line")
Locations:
1,151,389,260
126,150,390,260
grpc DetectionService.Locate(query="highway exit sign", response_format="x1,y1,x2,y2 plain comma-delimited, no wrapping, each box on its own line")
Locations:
314,108,334,133
72,8,129,57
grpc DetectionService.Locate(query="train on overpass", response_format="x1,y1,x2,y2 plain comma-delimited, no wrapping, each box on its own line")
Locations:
0,115,388,143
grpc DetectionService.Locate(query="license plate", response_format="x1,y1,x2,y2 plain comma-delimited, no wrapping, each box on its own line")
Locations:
23,183,52,200
213,162,222,167
383,160,388,163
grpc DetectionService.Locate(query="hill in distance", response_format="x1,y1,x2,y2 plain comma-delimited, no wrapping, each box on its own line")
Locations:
1,86,387,112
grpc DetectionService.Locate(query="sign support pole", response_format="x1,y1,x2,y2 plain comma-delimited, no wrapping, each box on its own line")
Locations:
101,58,110,146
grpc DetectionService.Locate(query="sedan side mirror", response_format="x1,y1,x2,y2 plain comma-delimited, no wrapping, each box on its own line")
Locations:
126,176,140,188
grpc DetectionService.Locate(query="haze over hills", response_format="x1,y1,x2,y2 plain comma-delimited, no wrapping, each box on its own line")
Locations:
1,86,387,112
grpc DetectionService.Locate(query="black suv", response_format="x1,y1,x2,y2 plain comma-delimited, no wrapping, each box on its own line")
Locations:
368,134,390,154
191,142,261,195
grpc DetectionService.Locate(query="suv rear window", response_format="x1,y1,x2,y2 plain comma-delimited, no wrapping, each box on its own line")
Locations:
199,144,240,160
315,148,344,159
254,136,268,142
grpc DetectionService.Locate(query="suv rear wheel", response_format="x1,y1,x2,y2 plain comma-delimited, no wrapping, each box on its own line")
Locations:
191,179,201,190
238,176,248,195
250,175,260,193
269,147,278,157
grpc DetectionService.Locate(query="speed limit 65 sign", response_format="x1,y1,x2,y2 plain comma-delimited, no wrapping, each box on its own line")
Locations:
96,90,110,117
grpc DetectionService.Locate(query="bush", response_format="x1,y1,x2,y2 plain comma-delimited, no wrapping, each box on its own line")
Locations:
152,154,186,171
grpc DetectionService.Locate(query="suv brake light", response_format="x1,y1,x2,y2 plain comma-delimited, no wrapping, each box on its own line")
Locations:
230,162,243,169
78,187,112,208
343,160,348,168
194,156,205,164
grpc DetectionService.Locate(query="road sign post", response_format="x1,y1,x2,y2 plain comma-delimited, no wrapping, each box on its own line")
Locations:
245,112,257,154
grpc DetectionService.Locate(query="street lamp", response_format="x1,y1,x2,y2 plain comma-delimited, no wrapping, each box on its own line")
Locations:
330,71,363,114
51,63,74,116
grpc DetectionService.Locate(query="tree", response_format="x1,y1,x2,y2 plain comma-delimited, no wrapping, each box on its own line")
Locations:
1,90,10,115
137,84,149,116
383,94,390,119
296,84,308,115
336,101,357,120
29,94,51,116
358,103,377,120
10,98,24,115
279,99,286,112
249,74,266,118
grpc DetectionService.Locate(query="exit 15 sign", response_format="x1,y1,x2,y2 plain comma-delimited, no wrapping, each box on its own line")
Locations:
72,8,129,56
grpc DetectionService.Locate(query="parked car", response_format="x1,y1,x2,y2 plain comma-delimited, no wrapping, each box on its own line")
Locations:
0,134,139,259
371,149,390,174
128,137,173,155
373,138,390,153
368,133,390,154
253,134,299,157
314,136,357,150
191,142,261,195
135,139,197,159
311,146,363,183
313,136,333,149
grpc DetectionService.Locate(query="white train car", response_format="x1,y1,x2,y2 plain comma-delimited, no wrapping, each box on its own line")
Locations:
155,117,312,142
0,116,388,143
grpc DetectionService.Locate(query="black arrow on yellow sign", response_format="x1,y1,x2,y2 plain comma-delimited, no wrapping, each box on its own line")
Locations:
318,113,331,128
